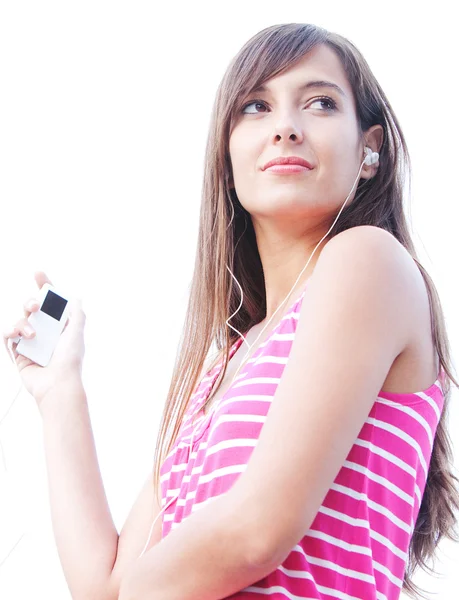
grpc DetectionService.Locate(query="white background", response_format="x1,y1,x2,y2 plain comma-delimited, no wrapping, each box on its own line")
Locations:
0,1,458,598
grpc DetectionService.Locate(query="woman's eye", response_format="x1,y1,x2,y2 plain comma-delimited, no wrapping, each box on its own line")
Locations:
241,96,337,114
242,101,268,114
309,97,337,111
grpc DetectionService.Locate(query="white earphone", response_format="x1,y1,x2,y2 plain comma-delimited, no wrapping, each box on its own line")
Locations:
364,145,379,165
223,146,379,380
136,144,379,558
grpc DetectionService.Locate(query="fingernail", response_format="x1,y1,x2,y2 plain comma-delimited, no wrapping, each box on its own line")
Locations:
24,325,34,335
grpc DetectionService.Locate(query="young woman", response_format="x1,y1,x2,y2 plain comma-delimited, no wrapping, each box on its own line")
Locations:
4,22,459,600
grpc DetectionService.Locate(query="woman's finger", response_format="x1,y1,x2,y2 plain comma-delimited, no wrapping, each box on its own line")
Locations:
2,328,20,362
34,271,53,291
23,298,39,318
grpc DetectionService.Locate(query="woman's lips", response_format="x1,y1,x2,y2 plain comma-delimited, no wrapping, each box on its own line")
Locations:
265,165,312,174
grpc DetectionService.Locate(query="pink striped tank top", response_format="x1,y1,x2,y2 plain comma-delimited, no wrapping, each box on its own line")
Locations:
159,282,445,599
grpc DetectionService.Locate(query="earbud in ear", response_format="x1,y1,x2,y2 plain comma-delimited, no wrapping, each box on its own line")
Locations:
364,146,379,166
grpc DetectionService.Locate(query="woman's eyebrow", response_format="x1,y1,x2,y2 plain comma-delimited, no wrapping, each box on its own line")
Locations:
252,79,346,98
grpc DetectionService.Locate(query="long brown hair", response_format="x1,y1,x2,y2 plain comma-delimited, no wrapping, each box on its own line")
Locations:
152,23,459,598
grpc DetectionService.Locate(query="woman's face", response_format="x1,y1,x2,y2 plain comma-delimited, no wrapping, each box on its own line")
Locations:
228,44,379,227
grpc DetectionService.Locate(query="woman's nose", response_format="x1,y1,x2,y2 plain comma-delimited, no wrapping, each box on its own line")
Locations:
271,117,304,144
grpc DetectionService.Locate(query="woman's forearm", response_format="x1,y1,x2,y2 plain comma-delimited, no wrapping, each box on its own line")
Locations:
40,381,119,600
118,491,277,600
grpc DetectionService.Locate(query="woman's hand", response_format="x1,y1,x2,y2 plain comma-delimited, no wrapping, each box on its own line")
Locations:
2,271,87,406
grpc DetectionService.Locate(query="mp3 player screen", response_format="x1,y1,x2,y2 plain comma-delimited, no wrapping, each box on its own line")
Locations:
41,290,68,321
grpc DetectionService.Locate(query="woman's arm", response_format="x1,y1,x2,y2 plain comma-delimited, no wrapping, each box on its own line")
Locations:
118,491,276,600
40,381,119,600
118,226,414,600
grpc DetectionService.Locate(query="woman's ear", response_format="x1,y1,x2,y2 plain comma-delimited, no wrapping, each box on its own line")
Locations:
365,124,384,153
